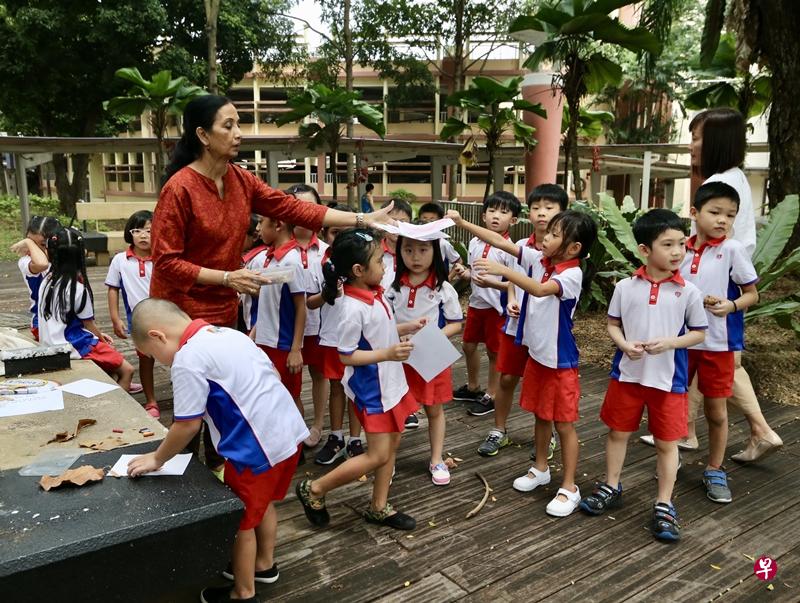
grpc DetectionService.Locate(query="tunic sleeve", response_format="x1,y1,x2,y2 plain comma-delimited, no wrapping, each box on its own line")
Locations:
151,183,202,294
247,170,327,232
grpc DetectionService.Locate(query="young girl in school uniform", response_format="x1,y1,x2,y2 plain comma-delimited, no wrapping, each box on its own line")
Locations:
105,210,159,416
10,215,61,340
386,232,463,486
39,227,135,390
296,228,422,531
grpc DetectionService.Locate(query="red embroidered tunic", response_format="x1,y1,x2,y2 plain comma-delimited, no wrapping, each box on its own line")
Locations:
151,164,327,326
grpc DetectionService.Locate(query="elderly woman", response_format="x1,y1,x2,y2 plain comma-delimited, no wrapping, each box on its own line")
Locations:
151,94,392,327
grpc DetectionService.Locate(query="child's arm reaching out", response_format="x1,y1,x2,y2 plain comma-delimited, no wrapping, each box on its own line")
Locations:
82,318,113,345
128,419,202,476
446,210,520,257
473,258,559,298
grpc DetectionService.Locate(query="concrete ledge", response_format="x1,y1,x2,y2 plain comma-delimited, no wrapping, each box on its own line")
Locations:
76,201,156,221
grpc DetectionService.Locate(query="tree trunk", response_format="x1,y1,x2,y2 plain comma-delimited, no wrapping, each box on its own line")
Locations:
331,151,338,201
204,0,221,94
52,154,90,217
344,0,357,207
447,0,466,200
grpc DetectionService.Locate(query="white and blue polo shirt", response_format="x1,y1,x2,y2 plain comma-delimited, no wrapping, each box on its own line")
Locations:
37,276,98,359
517,256,583,369
680,236,759,352
18,255,48,330
338,285,409,415
380,239,398,290
439,238,462,273
104,247,153,330
239,244,269,331
172,320,308,473
505,234,540,337
253,241,306,350
609,267,708,393
386,272,463,327
297,234,329,337
467,235,515,314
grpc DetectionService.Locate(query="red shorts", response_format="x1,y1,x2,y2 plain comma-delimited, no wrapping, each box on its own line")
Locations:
302,335,324,370
495,333,528,377
224,447,301,530
84,340,125,374
600,379,688,442
319,345,344,380
462,307,504,354
688,350,734,398
351,391,420,433
30,326,39,341
259,345,302,400
403,364,452,405
519,357,580,422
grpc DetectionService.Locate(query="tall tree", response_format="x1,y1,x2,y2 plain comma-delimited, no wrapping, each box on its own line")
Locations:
204,0,222,94
0,0,167,214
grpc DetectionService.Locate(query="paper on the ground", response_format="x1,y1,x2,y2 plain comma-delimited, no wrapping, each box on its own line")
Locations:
0,388,64,418
405,321,462,382
110,453,192,477
59,378,119,398
375,218,454,241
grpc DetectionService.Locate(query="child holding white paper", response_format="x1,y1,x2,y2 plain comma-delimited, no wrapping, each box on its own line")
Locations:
128,298,307,603
386,229,463,485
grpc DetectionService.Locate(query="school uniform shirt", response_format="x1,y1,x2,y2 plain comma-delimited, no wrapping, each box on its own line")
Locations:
104,247,153,329
467,235,514,315
380,239,398,290
608,267,708,393
439,238,462,273
297,235,329,337
172,320,308,473
338,285,409,414
517,256,583,369
386,272,463,327
505,234,540,337
253,241,306,350
239,244,269,332
18,255,48,329
680,235,758,352
37,276,98,359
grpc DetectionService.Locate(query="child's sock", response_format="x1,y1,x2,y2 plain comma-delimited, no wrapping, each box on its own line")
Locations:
331,430,343,440
348,436,361,445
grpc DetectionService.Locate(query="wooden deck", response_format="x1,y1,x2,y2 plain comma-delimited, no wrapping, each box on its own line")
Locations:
1,262,798,602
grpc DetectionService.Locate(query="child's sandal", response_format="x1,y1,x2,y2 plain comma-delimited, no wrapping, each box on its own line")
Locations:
651,502,681,542
363,503,416,531
578,482,623,516
296,479,329,527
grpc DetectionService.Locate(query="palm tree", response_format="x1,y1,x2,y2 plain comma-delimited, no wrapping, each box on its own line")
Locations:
105,68,206,189
510,0,661,199
276,83,385,202
439,75,546,200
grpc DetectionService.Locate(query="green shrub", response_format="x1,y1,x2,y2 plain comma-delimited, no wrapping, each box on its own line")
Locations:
0,194,70,261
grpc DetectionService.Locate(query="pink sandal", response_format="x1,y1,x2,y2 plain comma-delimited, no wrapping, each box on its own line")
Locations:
144,403,161,419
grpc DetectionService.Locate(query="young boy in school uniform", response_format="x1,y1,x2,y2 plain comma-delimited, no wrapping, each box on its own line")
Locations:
681,181,759,504
379,198,413,290
579,209,708,542
128,298,307,603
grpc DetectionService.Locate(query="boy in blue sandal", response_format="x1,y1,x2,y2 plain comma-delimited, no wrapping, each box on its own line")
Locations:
579,210,708,541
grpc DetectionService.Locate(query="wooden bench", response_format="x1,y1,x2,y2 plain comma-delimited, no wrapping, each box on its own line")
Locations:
75,200,157,266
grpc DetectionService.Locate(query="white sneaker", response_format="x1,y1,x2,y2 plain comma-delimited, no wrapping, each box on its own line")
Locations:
513,466,551,492
546,486,581,517
640,434,655,446
429,462,451,486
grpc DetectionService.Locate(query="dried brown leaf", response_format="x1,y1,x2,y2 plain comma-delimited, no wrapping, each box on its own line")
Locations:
39,465,105,491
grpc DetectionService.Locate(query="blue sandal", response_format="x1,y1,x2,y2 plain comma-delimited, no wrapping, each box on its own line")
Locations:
651,502,680,542
579,482,623,516
703,469,732,503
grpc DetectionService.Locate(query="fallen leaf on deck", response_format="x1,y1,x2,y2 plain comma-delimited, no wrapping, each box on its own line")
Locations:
404,581,411,587
444,457,457,468
358,474,368,482
491,496,497,502
710,564,721,570
428,520,437,527
767,585,774,591
453,457,463,462
39,465,105,491
406,535,414,539
742,554,755,561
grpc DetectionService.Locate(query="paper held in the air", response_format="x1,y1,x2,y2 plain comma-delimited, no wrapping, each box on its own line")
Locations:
109,453,192,477
375,218,454,241
405,321,461,383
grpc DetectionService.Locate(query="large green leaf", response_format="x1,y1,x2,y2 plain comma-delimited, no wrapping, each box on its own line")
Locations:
684,81,739,111
104,95,150,116
559,13,610,35
114,67,149,89
584,54,623,92
744,297,800,323
592,21,662,55
599,192,640,258
530,7,574,29
522,40,559,71
756,247,800,292
513,99,548,118
585,0,639,14
509,15,547,34
597,228,636,271
439,117,470,140
752,194,799,274
512,121,537,149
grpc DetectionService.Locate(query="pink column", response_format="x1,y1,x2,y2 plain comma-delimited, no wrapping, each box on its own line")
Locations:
522,73,563,195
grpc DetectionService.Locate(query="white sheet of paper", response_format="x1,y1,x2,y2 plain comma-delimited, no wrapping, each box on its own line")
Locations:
0,388,64,417
110,453,193,477
59,378,119,398
375,218,454,241
405,321,462,382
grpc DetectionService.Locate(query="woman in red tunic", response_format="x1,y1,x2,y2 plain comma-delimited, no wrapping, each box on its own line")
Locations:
151,94,393,327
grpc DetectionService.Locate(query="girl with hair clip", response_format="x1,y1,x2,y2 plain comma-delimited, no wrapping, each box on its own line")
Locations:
295,228,422,531
39,227,135,390
10,215,61,340
386,228,463,486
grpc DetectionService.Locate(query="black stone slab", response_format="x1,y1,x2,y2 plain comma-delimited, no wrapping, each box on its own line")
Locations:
0,442,243,603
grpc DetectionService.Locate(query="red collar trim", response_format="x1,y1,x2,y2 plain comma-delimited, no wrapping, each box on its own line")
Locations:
687,234,726,251
321,247,332,264
343,284,384,305
178,319,211,351
400,270,437,289
267,239,298,262
633,265,685,286
295,233,320,251
126,246,152,262
525,233,540,249
382,239,396,256
242,244,268,265
541,257,580,274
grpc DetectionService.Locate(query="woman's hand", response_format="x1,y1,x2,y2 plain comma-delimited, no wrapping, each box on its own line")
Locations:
363,201,397,227
111,318,128,339
226,268,272,296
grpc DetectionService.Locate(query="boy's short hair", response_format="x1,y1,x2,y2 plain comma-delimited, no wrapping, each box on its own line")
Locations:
381,198,413,220
693,181,740,211
123,210,154,245
527,184,568,211
633,209,686,248
365,182,375,192
131,298,190,345
483,191,522,217
417,201,445,219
